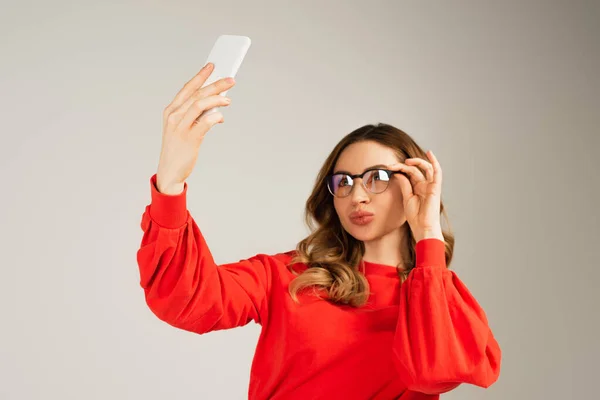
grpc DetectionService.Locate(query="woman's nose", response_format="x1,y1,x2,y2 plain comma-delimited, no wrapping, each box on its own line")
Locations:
350,180,370,204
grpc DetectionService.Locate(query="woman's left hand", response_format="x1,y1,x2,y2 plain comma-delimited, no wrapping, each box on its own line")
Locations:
386,150,444,242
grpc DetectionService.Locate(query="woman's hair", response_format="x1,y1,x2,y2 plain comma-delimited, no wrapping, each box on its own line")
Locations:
288,123,455,307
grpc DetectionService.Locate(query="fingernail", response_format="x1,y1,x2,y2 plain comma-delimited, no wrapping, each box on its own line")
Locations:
204,62,213,70
226,77,235,83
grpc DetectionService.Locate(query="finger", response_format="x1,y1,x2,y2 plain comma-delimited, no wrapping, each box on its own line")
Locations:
177,77,236,117
427,150,443,185
179,94,231,129
396,173,413,202
165,63,215,114
195,76,236,99
404,158,434,182
189,110,225,138
389,163,427,183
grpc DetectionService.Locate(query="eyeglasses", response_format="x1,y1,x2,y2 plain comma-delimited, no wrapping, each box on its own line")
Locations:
326,168,404,198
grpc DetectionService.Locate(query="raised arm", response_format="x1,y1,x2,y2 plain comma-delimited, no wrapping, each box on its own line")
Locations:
137,175,273,334
137,62,272,334
393,239,502,394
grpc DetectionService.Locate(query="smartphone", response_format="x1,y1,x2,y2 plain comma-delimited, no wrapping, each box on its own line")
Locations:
199,34,251,117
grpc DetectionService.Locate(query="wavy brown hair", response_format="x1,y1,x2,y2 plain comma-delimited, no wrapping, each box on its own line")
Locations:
288,123,455,307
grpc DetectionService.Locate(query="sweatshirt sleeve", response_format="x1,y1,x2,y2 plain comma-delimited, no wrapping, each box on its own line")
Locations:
135,174,273,334
392,238,502,395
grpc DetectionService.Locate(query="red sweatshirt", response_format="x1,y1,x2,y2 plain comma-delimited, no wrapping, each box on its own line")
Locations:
137,174,501,399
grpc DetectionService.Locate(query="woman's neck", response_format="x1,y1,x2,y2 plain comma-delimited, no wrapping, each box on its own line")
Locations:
362,225,410,268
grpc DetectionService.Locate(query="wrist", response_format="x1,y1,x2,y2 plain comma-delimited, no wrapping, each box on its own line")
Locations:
156,172,185,195
158,182,185,195
156,177,185,195
414,228,444,243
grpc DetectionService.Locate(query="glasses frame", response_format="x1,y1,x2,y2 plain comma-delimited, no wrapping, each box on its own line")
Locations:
326,168,405,198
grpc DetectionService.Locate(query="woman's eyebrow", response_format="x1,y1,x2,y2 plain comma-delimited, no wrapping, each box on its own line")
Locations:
332,164,389,175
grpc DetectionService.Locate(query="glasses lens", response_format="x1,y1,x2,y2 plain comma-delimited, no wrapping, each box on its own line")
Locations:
328,174,353,197
363,170,391,194
328,170,392,197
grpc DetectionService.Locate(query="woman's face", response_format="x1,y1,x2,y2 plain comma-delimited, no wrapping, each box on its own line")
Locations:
331,140,407,242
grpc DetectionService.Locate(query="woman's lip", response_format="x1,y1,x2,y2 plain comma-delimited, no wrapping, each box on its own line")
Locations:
349,215,375,225
349,210,374,219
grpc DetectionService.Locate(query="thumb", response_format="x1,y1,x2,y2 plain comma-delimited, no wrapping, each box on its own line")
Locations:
396,174,413,204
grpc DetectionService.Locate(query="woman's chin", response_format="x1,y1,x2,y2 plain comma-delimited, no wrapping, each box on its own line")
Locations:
342,217,407,243
345,225,379,242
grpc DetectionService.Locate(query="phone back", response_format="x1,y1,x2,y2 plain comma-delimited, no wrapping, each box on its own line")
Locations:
202,35,251,91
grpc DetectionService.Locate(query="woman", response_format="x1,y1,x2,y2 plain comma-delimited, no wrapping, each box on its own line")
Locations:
137,62,501,399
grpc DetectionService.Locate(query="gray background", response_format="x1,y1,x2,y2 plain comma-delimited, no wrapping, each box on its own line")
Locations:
1,0,599,399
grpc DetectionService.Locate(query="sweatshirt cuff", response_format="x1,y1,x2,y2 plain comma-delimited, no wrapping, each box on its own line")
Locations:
415,238,447,269
148,174,189,228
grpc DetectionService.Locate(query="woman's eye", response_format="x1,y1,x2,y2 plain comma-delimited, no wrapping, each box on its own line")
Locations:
367,171,382,183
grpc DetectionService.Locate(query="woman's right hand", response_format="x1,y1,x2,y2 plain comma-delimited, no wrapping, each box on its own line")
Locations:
156,62,236,195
